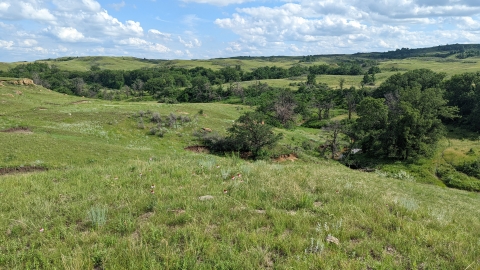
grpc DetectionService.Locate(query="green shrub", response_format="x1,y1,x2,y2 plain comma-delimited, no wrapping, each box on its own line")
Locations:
87,206,107,229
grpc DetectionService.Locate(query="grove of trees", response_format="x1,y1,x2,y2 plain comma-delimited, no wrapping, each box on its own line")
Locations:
2,61,480,161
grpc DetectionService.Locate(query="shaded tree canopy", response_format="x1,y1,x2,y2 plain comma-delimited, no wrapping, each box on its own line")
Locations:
227,112,283,158
354,70,458,159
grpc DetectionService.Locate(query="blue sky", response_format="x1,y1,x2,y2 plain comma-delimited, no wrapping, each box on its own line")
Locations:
1,0,480,62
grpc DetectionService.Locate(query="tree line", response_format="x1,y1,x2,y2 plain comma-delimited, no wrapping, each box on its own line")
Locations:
0,61,371,99
2,62,479,158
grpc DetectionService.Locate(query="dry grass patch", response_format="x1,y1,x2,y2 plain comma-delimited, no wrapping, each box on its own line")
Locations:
0,126,33,134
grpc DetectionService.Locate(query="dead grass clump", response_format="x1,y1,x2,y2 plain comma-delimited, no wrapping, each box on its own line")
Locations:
185,145,210,153
72,100,90,104
0,166,47,176
0,126,33,134
274,153,298,162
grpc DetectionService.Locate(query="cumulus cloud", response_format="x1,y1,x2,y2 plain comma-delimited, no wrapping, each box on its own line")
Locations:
119,37,149,46
178,36,202,48
181,0,253,6
49,27,85,42
52,0,101,12
119,37,170,53
0,1,56,22
211,0,480,56
148,29,172,40
20,39,38,47
87,11,143,37
109,1,126,11
0,39,14,49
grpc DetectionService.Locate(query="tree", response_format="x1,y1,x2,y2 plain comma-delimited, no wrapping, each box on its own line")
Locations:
354,70,458,159
71,77,85,96
307,73,316,85
354,97,389,156
273,89,297,127
344,87,361,120
227,112,283,158
338,78,345,90
322,121,343,159
144,75,175,100
444,72,480,130
311,87,335,120
179,76,217,102
131,79,145,98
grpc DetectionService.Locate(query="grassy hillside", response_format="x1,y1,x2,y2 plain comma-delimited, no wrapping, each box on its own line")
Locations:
4,44,480,90
1,83,479,269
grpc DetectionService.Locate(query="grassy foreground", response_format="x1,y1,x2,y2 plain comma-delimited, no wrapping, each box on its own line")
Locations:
1,84,479,269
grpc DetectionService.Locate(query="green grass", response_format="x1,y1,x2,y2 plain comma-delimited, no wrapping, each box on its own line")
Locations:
1,83,480,269
4,55,480,90
35,56,161,71
0,62,24,71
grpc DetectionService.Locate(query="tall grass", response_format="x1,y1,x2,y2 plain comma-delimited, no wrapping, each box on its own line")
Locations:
0,82,479,269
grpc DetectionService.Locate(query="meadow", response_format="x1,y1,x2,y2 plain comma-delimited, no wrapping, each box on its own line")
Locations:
2,54,479,92
1,80,479,269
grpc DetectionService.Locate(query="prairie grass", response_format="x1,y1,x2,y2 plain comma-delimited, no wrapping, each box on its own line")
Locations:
0,83,479,269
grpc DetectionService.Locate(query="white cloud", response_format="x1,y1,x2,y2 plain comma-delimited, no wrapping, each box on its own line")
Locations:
50,27,85,42
0,3,10,13
89,11,143,37
0,21,15,30
148,29,172,40
109,1,126,11
119,37,149,46
149,43,169,53
178,36,202,48
119,38,170,53
52,0,101,12
0,1,56,22
20,39,38,47
181,0,253,6
211,0,480,56
0,39,14,49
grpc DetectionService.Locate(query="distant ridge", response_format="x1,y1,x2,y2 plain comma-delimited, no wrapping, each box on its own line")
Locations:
221,44,480,61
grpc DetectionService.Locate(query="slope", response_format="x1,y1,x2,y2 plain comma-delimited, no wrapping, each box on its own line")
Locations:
0,83,479,269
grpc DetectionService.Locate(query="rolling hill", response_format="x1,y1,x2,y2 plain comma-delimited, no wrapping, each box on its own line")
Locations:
0,78,479,269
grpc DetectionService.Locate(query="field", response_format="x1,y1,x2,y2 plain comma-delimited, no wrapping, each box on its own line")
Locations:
1,81,479,269
3,55,480,91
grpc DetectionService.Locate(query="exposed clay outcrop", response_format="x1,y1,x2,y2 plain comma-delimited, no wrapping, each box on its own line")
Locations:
0,166,47,176
10,78,35,86
0,127,33,134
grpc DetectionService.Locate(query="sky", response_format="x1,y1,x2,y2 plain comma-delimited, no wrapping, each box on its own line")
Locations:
1,0,480,62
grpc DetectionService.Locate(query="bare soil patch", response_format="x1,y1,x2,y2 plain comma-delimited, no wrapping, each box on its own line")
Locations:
72,100,90,104
274,153,298,162
0,166,47,176
1,127,33,134
10,79,35,86
185,145,210,153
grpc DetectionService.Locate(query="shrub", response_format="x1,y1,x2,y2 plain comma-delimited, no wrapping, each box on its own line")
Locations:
87,206,107,229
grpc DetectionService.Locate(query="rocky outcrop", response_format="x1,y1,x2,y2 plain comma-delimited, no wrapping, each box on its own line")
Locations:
10,78,35,85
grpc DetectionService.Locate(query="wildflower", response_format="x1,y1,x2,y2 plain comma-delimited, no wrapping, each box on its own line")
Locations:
151,184,155,189
231,176,236,180
150,189,155,194
216,165,220,168
114,177,118,180
223,189,228,194
39,228,44,232
336,190,339,193
237,173,242,178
